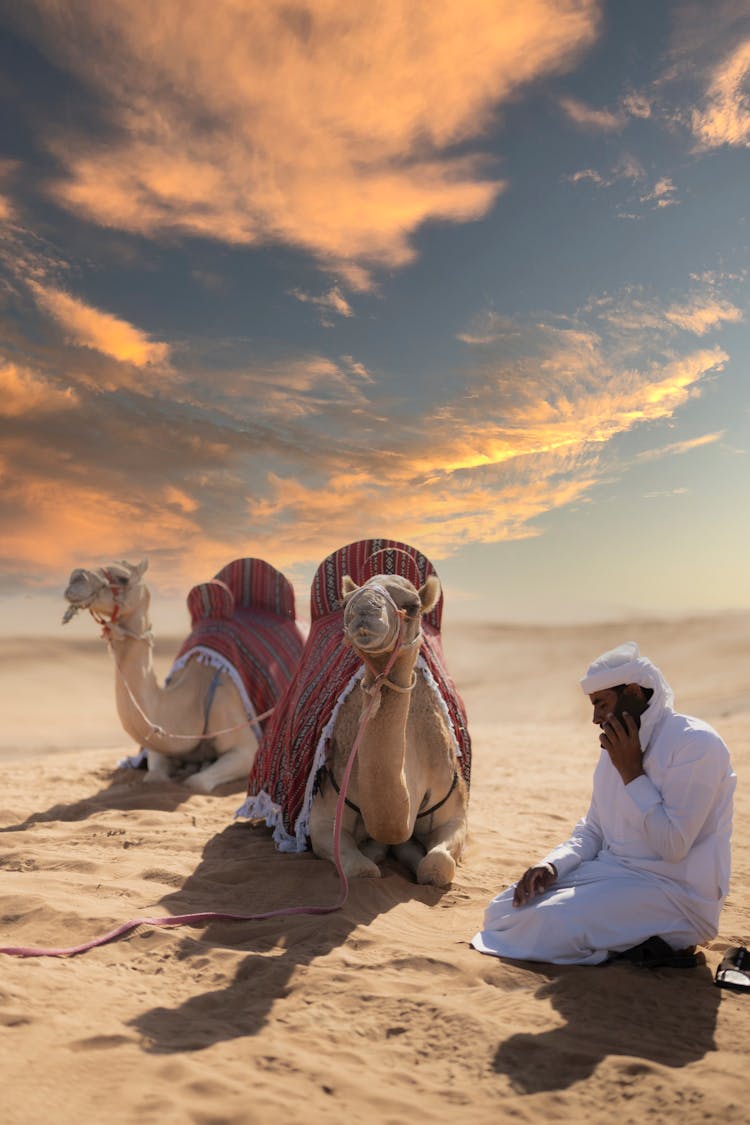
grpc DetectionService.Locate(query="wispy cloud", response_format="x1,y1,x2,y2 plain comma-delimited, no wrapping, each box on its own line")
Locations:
664,296,743,334
8,1,600,283
585,282,743,341
290,285,354,325
692,38,750,147
0,358,78,417
635,431,726,463
2,270,731,588
28,281,171,367
560,95,626,131
567,152,645,190
640,177,679,208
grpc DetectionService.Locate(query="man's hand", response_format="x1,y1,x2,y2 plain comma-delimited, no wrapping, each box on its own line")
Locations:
599,710,645,785
513,862,557,907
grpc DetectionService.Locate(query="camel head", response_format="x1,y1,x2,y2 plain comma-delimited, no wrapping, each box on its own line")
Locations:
341,572,440,656
63,558,149,625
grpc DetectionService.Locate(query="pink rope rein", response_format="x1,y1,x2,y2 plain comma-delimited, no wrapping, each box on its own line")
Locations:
0,617,406,959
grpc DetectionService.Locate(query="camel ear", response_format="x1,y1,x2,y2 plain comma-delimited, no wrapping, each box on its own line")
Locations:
341,574,359,601
129,559,149,579
418,574,440,614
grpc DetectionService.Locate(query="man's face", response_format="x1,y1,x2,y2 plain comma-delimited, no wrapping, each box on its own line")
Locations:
589,684,649,730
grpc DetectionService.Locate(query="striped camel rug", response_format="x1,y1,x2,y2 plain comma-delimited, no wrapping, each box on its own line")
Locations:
169,558,305,733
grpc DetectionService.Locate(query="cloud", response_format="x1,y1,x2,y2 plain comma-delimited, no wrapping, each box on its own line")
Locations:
586,283,743,341
567,153,645,190
28,281,171,366
240,320,730,567
0,265,734,590
664,296,743,334
642,487,689,499
456,312,523,346
290,285,354,325
635,431,726,463
640,177,679,207
560,90,654,132
692,38,750,147
0,358,79,416
10,0,601,281
559,95,626,131
622,92,652,119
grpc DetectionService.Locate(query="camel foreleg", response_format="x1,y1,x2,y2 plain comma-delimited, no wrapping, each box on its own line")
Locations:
309,792,382,879
414,813,467,887
144,748,173,783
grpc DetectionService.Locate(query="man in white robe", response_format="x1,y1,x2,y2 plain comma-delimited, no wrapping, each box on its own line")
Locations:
472,641,736,965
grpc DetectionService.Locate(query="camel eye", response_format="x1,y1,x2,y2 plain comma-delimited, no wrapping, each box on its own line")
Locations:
115,575,129,585
404,600,420,617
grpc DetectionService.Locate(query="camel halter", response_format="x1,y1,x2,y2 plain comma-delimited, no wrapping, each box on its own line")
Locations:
0,607,405,959
63,568,137,636
343,582,423,700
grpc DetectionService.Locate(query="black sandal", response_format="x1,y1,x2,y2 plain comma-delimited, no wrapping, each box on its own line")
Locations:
714,946,750,991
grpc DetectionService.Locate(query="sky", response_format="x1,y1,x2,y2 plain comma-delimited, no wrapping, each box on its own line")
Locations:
1,0,750,636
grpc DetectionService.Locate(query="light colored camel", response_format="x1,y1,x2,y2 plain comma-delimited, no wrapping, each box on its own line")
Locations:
308,572,468,887
64,559,263,792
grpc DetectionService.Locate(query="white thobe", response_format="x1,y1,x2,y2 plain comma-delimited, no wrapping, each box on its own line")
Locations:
472,710,735,965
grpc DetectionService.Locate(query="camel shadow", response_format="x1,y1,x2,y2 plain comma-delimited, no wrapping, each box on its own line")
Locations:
129,821,445,1053
0,765,244,833
492,958,720,1092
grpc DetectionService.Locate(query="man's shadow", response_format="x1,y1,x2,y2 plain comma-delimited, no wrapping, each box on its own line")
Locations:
492,959,720,1092
129,821,444,1053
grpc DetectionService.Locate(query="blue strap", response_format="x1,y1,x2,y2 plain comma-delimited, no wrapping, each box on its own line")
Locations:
202,668,224,736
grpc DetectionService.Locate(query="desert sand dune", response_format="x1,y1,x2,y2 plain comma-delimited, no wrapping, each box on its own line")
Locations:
1,614,748,1123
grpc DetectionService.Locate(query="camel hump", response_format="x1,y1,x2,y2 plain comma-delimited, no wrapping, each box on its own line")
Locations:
310,538,443,629
213,558,297,620
186,579,235,625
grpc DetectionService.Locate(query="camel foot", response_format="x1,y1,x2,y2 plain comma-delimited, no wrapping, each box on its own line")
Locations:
361,840,388,865
145,749,173,783
184,746,254,793
417,849,456,887
184,771,216,794
341,852,382,879
144,767,173,785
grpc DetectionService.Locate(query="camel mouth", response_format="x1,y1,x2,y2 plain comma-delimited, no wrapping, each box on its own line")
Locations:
64,568,107,607
64,583,96,607
345,623,393,652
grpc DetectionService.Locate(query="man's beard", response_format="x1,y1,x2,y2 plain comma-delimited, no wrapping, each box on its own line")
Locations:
609,686,649,730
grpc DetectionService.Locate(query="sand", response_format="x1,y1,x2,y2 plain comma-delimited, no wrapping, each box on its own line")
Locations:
1,614,748,1124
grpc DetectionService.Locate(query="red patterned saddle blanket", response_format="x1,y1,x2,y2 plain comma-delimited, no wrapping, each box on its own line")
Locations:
236,539,471,851
169,558,305,733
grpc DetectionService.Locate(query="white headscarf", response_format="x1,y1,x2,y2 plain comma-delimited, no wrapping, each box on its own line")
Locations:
580,641,674,751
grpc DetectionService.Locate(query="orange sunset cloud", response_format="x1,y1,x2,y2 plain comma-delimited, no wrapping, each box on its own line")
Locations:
28,282,170,367
692,38,750,148
0,359,78,417
13,0,602,281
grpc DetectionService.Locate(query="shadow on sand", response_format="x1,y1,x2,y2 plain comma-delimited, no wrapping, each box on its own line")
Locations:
492,958,720,1092
0,766,244,833
128,820,444,1053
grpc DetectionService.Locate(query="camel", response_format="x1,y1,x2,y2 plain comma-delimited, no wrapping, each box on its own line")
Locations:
307,571,469,886
63,557,304,792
